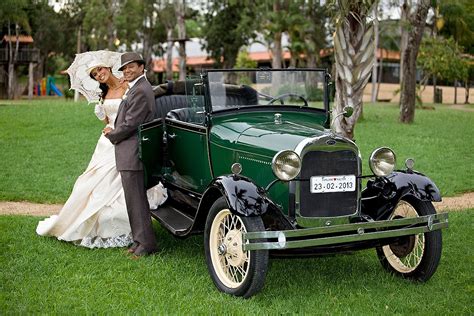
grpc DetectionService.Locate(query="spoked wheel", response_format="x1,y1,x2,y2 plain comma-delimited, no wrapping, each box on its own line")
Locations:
204,197,268,298
376,197,442,282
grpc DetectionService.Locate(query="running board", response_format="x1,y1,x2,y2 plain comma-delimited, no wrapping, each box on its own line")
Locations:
150,205,193,236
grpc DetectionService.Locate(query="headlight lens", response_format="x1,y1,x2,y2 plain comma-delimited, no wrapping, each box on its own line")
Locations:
369,147,396,177
272,150,301,181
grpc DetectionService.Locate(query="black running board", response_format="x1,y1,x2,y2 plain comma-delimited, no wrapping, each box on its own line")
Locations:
150,205,193,236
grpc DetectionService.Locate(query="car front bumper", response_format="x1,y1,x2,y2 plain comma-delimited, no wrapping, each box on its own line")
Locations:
242,213,448,251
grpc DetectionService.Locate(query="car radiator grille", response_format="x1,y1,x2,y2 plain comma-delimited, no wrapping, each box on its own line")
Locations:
299,150,358,217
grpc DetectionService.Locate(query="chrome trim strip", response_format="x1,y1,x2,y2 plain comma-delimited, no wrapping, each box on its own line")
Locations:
165,119,207,134
243,213,448,251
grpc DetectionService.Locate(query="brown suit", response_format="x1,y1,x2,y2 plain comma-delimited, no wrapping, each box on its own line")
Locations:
106,76,157,252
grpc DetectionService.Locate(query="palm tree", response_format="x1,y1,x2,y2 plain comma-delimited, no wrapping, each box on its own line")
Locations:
330,0,378,139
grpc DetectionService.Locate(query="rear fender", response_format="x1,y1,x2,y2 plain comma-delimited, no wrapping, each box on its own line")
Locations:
361,171,441,220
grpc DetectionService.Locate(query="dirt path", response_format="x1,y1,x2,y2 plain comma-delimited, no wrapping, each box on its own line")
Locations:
0,192,472,217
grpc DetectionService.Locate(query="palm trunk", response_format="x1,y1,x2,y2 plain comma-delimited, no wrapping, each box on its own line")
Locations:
371,5,379,103
166,28,174,81
333,9,375,139
376,51,383,100
175,0,186,81
271,32,283,69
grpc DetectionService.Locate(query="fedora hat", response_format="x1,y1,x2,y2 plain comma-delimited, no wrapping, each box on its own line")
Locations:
118,52,145,71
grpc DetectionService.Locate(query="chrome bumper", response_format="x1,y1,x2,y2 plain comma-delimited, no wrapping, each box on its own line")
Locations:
242,213,448,251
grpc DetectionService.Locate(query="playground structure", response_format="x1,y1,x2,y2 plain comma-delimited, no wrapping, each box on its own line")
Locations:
34,76,63,97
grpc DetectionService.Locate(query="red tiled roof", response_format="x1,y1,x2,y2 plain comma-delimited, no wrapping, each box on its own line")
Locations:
377,48,400,60
2,35,34,43
152,48,401,72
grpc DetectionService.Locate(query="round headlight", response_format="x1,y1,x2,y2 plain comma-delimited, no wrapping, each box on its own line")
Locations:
369,147,396,177
272,150,301,181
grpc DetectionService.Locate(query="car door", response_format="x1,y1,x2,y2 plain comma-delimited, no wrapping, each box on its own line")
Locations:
164,79,212,194
139,118,164,189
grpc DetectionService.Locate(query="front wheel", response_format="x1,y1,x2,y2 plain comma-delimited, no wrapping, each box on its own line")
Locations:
204,197,269,298
376,197,442,282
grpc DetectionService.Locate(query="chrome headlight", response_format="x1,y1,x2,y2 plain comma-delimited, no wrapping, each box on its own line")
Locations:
369,147,396,177
272,150,301,181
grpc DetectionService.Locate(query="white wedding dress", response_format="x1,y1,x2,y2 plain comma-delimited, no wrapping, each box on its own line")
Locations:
36,99,167,248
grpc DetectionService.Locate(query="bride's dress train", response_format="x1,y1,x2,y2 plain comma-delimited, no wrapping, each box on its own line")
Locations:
36,99,167,248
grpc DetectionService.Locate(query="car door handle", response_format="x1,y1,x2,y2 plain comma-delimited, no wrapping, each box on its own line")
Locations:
142,137,149,142
168,133,177,140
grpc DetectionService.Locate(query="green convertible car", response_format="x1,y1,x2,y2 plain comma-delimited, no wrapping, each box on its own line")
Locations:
139,68,448,298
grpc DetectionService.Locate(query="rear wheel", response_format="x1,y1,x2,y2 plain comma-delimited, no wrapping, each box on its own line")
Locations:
204,197,268,298
376,197,442,281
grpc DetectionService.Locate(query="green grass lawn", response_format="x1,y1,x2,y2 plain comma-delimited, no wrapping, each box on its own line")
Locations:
0,210,472,314
0,99,473,203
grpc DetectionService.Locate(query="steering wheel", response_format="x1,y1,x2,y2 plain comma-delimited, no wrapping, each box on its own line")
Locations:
267,93,309,107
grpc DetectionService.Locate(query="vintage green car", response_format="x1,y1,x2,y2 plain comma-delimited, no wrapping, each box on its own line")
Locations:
139,68,448,298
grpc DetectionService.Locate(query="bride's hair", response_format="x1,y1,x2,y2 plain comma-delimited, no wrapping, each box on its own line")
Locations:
98,83,109,101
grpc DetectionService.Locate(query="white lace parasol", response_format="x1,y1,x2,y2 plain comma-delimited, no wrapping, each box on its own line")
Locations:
66,50,123,103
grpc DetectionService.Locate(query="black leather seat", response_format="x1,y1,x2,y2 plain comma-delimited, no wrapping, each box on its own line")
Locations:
155,95,189,119
209,84,258,108
166,107,205,123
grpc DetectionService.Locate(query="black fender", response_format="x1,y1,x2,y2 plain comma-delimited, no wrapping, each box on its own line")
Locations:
188,174,278,234
361,171,441,220
201,174,273,216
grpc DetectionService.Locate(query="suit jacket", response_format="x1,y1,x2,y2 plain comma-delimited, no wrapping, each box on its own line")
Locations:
107,76,156,171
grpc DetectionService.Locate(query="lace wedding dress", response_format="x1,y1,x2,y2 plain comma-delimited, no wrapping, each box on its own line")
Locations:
36,99,167,248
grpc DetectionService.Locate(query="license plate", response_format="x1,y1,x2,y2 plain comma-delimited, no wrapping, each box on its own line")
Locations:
310,175,356,193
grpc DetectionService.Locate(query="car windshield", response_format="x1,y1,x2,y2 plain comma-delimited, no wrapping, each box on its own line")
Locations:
206,69,328,111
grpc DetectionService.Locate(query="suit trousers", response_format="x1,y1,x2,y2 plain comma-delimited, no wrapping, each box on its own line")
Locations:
120,170,157,251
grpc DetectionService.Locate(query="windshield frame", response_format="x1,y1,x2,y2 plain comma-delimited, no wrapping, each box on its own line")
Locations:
201,68,331,114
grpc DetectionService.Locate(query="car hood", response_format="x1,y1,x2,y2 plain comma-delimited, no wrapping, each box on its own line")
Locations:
211,116,328,157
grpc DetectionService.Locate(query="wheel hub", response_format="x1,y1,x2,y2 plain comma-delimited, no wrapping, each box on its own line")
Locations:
390,235,416,257
220,229,246,266
217,244,227,255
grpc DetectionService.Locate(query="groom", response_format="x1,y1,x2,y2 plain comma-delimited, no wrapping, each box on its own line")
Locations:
103,52,157,256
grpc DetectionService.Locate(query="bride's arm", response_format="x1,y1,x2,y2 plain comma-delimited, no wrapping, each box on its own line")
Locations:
94,103,108,124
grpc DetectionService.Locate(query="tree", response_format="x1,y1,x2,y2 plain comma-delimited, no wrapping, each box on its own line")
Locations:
82,0,119,50
156,3,176,81
438,0,474,55
302,0,328,68
418,36,468,103
399,0,431,123
329,0,378,140
27,1,68,78
284,0,327,68
234,50,257,69
202,1,257,69
259,1,290,69
1,0,30,99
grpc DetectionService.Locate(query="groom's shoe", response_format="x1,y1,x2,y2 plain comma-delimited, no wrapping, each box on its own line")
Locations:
133,245,158,257
127,242,139,254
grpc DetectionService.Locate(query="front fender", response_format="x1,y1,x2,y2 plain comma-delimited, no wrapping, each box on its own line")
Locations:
201,175,272,216
361,171,441,220
387,171,441,202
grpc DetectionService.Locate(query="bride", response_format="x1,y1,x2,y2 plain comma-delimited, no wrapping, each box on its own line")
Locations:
36,58,166,248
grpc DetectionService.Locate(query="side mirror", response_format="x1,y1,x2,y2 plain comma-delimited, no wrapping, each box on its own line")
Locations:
343,106,354,118
331,106,354,126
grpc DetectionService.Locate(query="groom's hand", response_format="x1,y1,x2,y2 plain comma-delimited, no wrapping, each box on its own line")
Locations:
103,127,113,136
